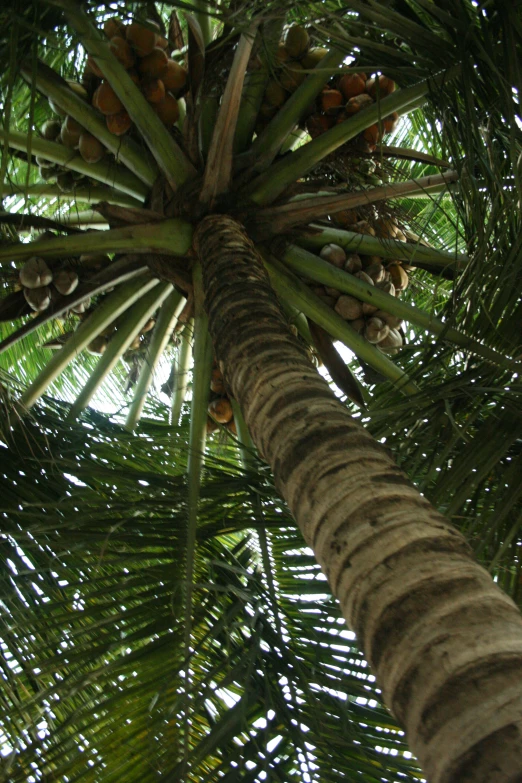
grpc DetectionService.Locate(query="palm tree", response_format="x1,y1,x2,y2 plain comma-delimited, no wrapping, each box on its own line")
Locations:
0,0,521,780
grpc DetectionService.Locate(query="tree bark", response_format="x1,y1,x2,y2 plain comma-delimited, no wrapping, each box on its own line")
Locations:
195,214,522,783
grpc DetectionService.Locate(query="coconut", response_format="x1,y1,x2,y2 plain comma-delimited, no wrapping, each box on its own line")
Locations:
301,47,328,69
320,244,346,267
349,318,365,334
71,297,91,314
376,279,396,296
85,55,104,79
365,262,385,283
57,172,75,192
274,44,290,65
335,209,359,227
388,263,409,291
20,257,53,289
35,155,55,168
66,81,89,101
320,88,343,113
78,133,105,164
41,119,62,141
335,295,364,321
362,301,379,316
206,416,219,434
127,22,157,56
363,124,380,148
352,220,376,237
344,254,362,274
364,317,389,344
210,367,225,394
280,62,306,92
366,74,395,98
60,115,84,148
226,418,237,435
53,268,79,296
324,287,342,299
338,73,367,100
24,286,51,311
264,80,288,107
93,81,124,115
87,335,108,355
345,93,373,116
109,36,135,69
138,48,168,78
383,112,399,134
374,310,403,329
306,113,333,138
377,328,403,354
106,111,132,135
354,271,374,286
141,78,165,104
375,216,398,238
48,98,67,116
39,166,56,181
154,93,179,126
104,18,126,40
209,397,233,424
162,60,187,92
285,25,309,59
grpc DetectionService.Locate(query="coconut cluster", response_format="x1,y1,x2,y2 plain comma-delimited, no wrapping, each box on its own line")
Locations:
82,17,187,136
311,218,409,357
17,255,84,314
206,361,237,435
257,24,398,151
37,112,99,189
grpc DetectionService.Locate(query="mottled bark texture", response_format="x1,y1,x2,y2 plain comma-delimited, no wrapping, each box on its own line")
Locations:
194,214,522,783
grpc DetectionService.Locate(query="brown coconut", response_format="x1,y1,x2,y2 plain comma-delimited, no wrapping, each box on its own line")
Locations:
106,111,132,135
338,73,367,100
138,48,168,78
154,93,180,126
126,22,157,56
79,133,105,164
209,397,233,424
162,60,187,92
109,36,135,69
285,25,309,59
93,81,124,115
141,78,165,104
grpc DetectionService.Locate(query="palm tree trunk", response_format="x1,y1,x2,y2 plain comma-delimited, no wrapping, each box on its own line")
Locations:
195,214,522,783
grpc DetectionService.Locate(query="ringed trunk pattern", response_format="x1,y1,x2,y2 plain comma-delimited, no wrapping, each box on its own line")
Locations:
195,214,522,783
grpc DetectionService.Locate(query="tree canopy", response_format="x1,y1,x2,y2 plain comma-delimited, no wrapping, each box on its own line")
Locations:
0,0,521,780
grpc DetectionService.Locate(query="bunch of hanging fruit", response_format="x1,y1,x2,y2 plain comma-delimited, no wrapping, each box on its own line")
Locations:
257,24,398,151
81,18,187,137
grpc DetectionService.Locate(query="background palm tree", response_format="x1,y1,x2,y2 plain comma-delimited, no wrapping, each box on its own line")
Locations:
0,0,521,780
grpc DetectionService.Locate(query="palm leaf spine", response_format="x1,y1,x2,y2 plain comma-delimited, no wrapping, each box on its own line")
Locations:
171,321,194,425
281,244,516,369
298,224,468,267
125,290,186,431
19,277,160,409
68,282,173,418
0,129,148,200
0,218,193,263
